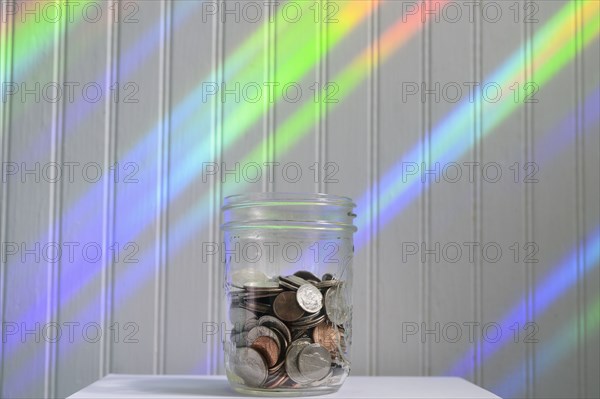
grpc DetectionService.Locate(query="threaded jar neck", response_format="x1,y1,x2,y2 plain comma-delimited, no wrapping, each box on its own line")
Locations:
222,193,357,232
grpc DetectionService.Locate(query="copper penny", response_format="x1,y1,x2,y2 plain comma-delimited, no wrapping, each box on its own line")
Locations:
273,291,304,322
312,322,340,353
251,336,280,368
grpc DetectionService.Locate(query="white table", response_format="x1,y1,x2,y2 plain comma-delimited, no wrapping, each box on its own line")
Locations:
68,374,501,398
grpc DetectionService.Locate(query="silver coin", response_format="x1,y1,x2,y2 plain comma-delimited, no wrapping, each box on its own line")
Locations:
278,280,298,291
243,317,258,332
288,275,310,287
296,284,323,313
232,347,268,387
244,281,281,291
231,269,268,288
258,315,292,344
324,284,349,325
298,343,332,382
245,326,281,351
230,331,248,347
285,339,312,384
229,306,256,332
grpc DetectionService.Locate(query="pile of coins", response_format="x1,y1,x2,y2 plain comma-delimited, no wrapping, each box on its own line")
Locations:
226,270,350,390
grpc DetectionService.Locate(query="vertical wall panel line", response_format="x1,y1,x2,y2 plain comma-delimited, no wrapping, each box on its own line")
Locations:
420,0,432,377
472,0,483,386
264,0,276,193
208,0,225,374
154,0,173,375
315,0,322,193
100,0,120,378
0,5,15,391
317,0,328,194
366,0,380,376
574,0,586,396
524,0,535,396
45,7,67,397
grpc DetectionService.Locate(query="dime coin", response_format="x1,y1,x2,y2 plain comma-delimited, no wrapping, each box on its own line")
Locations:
312,322,340,353
273,291,305,322
296,284,323,313
285,339,312,384
324,284,349,325
297,343,332,382
232,347,268,387
245,326,281,351
250,336,279,368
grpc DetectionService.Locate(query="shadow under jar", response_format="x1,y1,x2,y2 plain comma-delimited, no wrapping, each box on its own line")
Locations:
221,193,356,396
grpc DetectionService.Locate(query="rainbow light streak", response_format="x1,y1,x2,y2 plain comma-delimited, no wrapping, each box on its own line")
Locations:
494,292,600,398
353,0,600,247
446,225,600,377
1,0,90,75
535,88,600,165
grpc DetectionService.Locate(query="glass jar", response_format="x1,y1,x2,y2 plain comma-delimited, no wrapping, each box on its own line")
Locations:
222,193,356,396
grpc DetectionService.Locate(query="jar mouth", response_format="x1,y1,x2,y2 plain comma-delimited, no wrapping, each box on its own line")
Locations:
222,192,357,232
223,192,356,210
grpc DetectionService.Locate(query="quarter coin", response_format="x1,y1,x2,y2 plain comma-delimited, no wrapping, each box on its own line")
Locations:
232,347,268,387
297,343,331,382
324,283,349,325
296,284,323,313
285,339,312,384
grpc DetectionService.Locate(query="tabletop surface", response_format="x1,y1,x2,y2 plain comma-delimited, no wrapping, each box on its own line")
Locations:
68,374,501,398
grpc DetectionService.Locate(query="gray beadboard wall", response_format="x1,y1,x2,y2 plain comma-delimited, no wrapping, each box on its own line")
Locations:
0,1,599,398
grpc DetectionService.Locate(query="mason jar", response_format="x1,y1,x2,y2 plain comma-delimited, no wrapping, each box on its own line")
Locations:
221,193,356,396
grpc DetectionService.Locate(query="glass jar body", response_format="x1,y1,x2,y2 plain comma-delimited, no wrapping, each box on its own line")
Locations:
222,193,356,396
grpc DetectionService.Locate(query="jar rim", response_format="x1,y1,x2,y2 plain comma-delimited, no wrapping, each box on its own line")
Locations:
223,192,356,209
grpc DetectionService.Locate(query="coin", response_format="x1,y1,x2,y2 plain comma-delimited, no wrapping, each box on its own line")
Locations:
294,270,321,282
273,291,305,322
312,322,340,353
232,347,268,387
290,314,325,329
297,343,331,381
285,339,312,384
251,336,280,368
240,300,271,314
321,273,334,281
244,281,281,291
324,284,349,325
229,306,256,333
258,315,292,344
231,269,268,288
296,284,323,313
278,280,298,291
246,326,281,352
